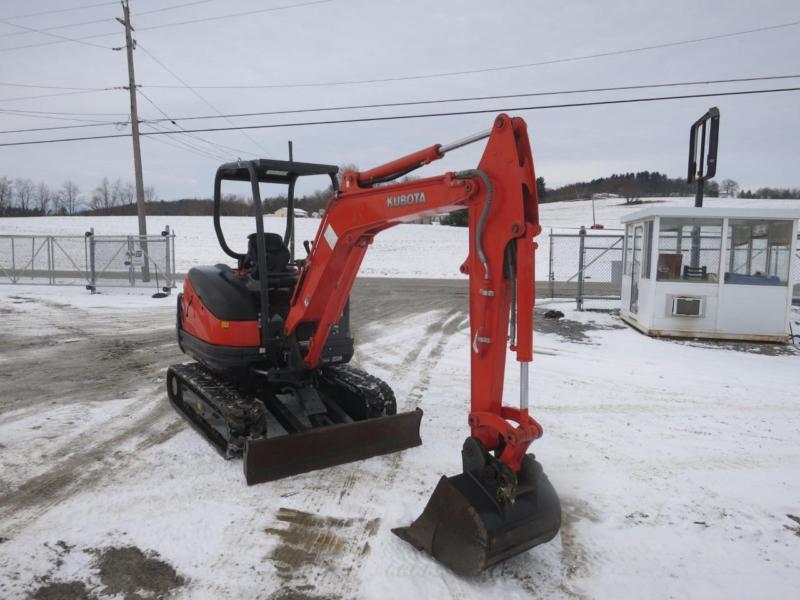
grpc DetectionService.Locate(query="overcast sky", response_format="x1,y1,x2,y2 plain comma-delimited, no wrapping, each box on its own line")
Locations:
1,0,798,201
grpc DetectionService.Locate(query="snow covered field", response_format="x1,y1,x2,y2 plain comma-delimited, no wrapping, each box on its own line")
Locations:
0,281,798,599
2,196,799,280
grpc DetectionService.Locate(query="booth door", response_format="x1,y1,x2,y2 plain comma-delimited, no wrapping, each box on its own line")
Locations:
629,225,643,313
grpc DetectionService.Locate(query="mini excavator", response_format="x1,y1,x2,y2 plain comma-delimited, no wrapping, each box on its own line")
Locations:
167,114,561,575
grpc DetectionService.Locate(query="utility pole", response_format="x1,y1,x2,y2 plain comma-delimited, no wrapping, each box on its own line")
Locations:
119,0,149,281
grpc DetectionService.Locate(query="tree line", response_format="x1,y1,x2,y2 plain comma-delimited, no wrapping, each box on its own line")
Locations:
0,177,81,216
738,187,800,199
538,171,715,203
2,169,798,219
0,176,158,217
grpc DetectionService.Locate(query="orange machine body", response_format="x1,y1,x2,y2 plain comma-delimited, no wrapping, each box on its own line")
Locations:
180,276,260,347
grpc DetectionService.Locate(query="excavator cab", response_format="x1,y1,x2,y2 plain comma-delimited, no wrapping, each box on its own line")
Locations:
177,160,354,371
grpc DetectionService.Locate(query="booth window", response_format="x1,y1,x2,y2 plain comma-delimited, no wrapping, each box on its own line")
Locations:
656,218,722,282
724,220,792,286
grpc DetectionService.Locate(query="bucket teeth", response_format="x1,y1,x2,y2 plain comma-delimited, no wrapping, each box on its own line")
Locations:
393,440,561,576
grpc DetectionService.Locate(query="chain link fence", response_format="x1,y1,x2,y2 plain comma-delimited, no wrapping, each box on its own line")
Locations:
547,228,624,308
0,227,176,294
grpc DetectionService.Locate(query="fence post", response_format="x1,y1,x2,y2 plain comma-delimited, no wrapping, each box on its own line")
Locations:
127,236,135,286
171,228,176,288
577,226,586,311
48,236,54,284
86,228,96,293
162,225,172,291
548,228,554,299
11,237,16,283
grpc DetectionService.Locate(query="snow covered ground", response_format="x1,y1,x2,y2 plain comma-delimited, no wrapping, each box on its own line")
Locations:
2,195,799,280
0,282,798,599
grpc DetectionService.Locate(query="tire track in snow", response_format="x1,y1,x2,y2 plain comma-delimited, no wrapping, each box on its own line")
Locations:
0,394,178,536
257,307,467,599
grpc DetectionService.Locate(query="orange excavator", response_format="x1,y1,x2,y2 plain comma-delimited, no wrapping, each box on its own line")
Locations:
167,113,561,575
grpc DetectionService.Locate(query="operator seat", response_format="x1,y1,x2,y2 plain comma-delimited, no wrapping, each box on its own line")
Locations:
247,233,293,279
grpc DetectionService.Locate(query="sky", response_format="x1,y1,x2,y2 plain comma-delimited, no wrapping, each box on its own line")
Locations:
0,0,799,203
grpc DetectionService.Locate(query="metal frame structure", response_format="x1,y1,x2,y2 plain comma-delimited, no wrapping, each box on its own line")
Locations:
0,228,176,293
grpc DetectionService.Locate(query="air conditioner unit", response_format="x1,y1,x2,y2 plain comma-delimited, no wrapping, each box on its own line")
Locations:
671,296,704,317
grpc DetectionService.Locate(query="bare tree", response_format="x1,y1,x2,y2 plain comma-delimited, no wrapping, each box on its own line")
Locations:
14,178,34,211
110,178,124,206
60,180,80,215
92,177,112,211
0,176,12,212
35,182,51,215
123,181,135,205
144,184,157,203
620,182,640,204
721,179,739,198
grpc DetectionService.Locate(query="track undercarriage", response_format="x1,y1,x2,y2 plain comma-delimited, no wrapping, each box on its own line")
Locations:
166,362,422,484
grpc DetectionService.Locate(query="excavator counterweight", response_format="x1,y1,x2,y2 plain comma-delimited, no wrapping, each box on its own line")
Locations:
166,114,561,575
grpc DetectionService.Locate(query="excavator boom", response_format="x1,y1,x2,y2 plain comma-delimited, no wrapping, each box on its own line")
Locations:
285,114,561,574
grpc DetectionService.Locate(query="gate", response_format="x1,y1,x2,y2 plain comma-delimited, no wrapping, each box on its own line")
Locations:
547,227,624,309
0,226,176,294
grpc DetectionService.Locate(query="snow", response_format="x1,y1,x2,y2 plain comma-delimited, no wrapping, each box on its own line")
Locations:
2,196,798,280
0,282,798,599
1,196,799,597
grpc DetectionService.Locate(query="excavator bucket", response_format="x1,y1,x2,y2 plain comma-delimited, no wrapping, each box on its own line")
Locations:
244,409,422,484
392,438,561,576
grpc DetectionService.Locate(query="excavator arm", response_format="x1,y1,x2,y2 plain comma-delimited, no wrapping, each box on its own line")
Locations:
286,113,543,472
286,115,560,575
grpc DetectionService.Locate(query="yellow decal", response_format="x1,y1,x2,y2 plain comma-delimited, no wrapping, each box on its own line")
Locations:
221,320,230,329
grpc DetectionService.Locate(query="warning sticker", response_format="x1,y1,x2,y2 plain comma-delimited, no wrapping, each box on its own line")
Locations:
324,224,338,249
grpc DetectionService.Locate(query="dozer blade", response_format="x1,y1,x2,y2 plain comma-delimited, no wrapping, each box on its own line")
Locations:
244,408,423,484
392,439,561,576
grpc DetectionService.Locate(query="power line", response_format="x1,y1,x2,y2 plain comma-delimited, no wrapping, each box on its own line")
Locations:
0,1,218,40
0,107,128,117
0,88,123,103
133,0,331,32
0,14,114,40
144,74,800,123
135,0,221,19
142,122,229,161
0,1,117,21
1,85,798,148
0,0,334,52
137,87,256,158
0,16,113,50
141,20,800,90
0,113,126,131
3,73,799,135
144,129,227,161
0,81,106,91
137,43,273,157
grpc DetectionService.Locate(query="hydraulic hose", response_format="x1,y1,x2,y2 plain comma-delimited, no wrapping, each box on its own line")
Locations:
455,169,493,279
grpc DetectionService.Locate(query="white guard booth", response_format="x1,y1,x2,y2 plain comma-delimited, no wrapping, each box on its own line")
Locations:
619,207,800,342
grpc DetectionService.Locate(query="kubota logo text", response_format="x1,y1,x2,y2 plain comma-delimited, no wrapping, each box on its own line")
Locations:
386,192,426,208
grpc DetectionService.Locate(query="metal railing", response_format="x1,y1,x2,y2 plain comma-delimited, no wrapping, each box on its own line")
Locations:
0,226,176,293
